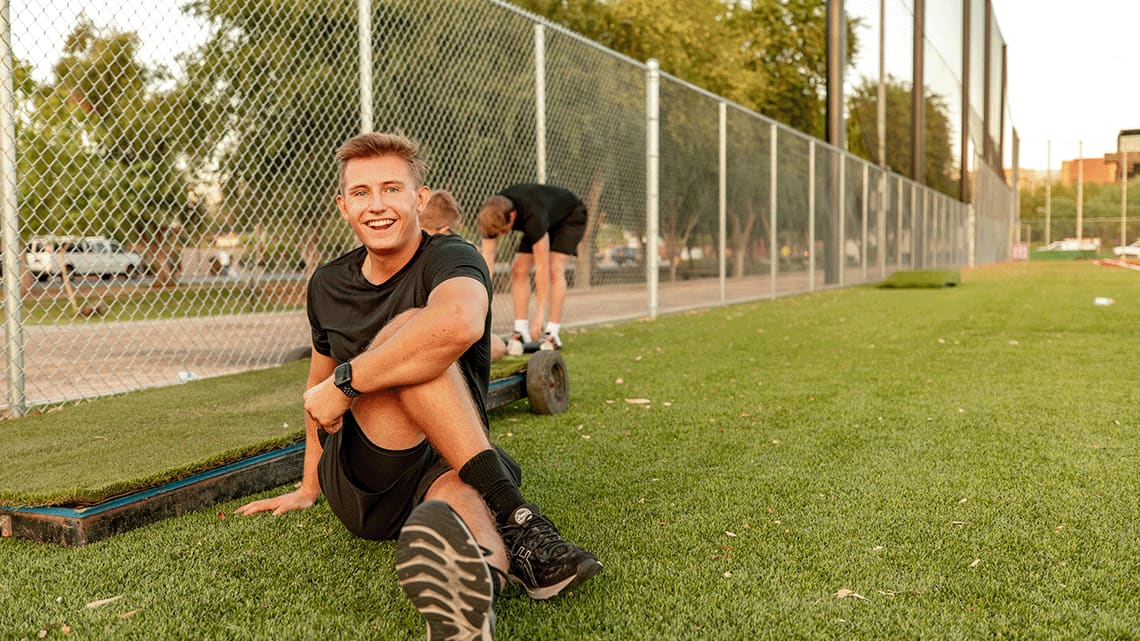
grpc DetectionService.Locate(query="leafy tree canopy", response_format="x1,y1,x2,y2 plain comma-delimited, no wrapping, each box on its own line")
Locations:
847,75,959,197
511,0,857,138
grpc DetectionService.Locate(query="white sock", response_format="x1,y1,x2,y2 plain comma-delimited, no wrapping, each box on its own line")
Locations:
544,322,560,337
513,320,529,338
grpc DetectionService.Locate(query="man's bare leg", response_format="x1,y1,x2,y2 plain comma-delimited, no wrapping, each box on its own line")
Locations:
548,251,571,326
510,252,535,340
357,307,600,602
424,471,507,572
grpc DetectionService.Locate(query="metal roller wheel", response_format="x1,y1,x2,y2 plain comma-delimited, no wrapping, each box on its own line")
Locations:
525,350,569,414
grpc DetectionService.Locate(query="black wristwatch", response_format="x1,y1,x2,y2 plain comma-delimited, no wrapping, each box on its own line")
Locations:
333,361,361,398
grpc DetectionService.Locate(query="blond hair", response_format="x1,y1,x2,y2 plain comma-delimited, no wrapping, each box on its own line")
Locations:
335,132,426,193
421,190,462,233
475,194,514,238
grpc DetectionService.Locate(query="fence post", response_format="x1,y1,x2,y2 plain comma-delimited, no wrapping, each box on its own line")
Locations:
356,0,373,133
769,123,778,298
534,24,546,184
896,178,903,271
861,162,868,282
808,140,816,291
718,101,726,303
837,150,845,286
645,59,660,320
1045,141,1052,245
878,172,886,278
1076,140,1084,246
1,0,24,416
1121,151,1128,250
910,182,917,269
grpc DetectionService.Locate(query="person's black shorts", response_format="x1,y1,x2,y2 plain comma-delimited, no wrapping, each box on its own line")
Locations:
317,411,522,541
517,201,587,256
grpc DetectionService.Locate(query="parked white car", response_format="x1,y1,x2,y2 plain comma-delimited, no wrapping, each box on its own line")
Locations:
1113,239,1140,258
25,235,142,280
1035,238,1101,252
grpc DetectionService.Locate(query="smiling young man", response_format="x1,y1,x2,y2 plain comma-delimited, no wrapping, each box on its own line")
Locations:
235,133,601,640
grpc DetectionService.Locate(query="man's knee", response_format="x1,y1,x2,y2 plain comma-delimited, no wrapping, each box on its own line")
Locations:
394,362,470,406
424,470,478,503
510,258,531,281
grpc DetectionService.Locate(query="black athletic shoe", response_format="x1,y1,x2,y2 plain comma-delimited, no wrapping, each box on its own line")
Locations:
396,501,495,641
499,504,602,600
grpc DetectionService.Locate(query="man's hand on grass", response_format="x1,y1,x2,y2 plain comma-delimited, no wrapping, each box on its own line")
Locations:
235,489,316,516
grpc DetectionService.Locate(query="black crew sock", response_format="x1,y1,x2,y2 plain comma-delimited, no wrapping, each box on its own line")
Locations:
459,449,527,525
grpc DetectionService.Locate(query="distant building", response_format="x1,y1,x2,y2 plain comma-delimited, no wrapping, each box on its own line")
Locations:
1103,129,1140,181
1060,157,1117,186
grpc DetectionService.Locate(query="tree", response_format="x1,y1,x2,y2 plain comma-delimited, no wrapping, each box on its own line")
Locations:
511,0,858,279
846,75,958,198
179,0,549,275
17,19,197,286
511,0,857,139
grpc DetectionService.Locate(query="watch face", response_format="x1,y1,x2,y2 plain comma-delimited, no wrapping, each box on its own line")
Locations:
334,362,359,397
335,362,351,387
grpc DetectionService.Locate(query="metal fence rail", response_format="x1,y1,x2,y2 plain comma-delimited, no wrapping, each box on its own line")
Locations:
0,0,1014,415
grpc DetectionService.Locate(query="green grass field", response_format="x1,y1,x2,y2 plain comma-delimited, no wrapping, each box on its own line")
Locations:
7,279,306,325
1,261,1138,640
0,358,528,506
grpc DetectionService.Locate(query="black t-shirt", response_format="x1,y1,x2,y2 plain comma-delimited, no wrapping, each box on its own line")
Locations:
307,232,493,425
500,183,583,244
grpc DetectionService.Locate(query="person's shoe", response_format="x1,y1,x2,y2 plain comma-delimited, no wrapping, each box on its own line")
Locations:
538,332,561,351
396,500,495,641
506,333,525,357
499,504,602,600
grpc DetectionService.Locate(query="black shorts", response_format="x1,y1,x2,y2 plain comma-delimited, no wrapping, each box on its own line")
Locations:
317,411,522,541
517,201,588,256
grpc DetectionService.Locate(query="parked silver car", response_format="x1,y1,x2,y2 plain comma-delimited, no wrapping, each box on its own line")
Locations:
25,235,142,280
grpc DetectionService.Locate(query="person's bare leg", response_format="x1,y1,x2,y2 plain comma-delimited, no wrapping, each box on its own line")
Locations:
356,308,600,603
424,471,507,574
351,363,491,465
352,307,492,457
548,251,571,325
510,252,535,339
398,474,499,639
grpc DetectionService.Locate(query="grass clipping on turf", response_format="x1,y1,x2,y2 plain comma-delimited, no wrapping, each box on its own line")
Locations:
877,269,961,289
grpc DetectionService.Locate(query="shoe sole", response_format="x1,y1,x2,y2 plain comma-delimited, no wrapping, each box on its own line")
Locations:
396,501,494,641
513,556,603,600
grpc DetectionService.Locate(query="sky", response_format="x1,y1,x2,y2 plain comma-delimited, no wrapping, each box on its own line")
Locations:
9,0,1133,172
993,0,1138,170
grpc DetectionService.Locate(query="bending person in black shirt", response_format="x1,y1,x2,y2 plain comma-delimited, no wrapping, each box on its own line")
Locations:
236,133,600,640
476,183,587,353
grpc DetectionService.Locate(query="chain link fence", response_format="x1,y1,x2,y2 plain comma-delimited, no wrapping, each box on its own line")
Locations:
0,0,1015,415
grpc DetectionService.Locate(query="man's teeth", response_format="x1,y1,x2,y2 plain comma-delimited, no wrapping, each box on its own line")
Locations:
366,220,395,229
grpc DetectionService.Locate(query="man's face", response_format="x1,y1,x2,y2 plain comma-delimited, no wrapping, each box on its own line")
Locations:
336,155,430,256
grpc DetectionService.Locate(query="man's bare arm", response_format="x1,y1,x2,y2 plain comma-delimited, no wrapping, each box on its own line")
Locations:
301,276,487,430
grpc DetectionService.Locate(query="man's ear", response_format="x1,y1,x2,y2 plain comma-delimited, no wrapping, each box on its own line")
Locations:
415,185,431,213
335,194,349,221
